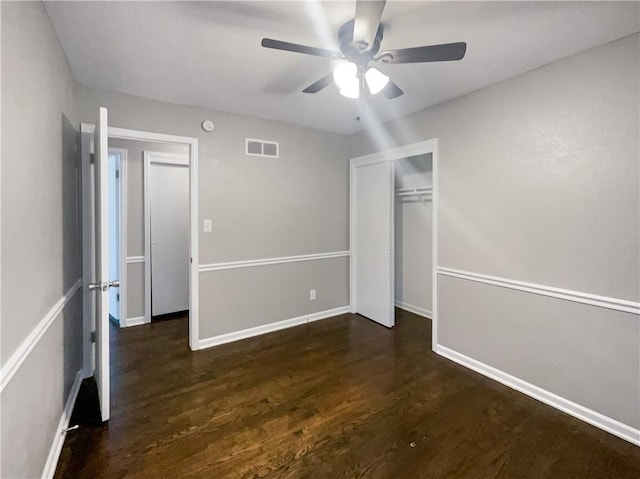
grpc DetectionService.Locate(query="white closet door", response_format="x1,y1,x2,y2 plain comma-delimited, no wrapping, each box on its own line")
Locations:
352,160,394,327
149,161,189,316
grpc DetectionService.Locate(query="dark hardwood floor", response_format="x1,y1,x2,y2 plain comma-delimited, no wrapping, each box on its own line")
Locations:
55,310,640,479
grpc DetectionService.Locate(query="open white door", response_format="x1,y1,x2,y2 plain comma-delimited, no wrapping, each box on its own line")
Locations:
351,159,394,327
90,107,112,422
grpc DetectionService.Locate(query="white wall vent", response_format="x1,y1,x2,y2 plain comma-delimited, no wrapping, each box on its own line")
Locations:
245,138,279,158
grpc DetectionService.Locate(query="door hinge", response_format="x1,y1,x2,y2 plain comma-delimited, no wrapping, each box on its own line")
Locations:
117,293,120,302
91,331,96,343
90,153,95,164
115,169,120,178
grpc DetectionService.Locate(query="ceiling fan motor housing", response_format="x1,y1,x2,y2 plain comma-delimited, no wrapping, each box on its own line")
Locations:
338,20,383,67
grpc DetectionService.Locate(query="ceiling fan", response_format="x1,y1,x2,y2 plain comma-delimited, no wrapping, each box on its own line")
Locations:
261,0,467,100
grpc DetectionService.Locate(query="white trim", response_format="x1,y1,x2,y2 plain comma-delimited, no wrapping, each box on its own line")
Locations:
189,139,200,350
124,316,146,327
0,279,82,393
350,139,439,168
395,301,432,319
145,151,189,166
125,256,145,264
349,160,357,315
143,153,150,324
109,126,194,146
431,140,439,351
198,306,350,350
435,344,640,446
144,151,191,324
108,147,127,329
198,251,350,272
119,148,127,329
437,267,639,315
41,370,85,479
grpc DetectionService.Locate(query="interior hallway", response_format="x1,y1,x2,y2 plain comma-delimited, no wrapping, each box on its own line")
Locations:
55,311,640,478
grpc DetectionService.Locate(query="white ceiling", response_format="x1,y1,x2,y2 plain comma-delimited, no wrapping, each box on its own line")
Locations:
44,1,639,135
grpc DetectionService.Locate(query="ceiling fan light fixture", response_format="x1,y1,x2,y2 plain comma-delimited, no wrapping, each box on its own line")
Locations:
334,61,360,99
333,61,358,90
365,67,389,95
339,81,360,99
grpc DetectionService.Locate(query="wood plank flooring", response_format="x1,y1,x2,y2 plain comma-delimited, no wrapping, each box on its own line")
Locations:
55,310,640,478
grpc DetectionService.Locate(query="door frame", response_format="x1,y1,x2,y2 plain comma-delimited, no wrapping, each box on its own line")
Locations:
143,151,189,323
81,124,200,377
349,138,439,350
108,147,127,327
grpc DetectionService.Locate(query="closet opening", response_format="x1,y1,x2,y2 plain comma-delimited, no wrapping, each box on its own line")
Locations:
394,153,433,320
349,138,438,347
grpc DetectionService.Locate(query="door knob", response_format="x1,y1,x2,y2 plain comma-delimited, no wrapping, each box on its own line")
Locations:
88,280,119,291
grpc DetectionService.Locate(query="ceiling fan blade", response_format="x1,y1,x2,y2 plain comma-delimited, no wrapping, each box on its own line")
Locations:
353,0,386,51
382,80,403,99
302,73,334,93
379,42,467,64
261,38,341,59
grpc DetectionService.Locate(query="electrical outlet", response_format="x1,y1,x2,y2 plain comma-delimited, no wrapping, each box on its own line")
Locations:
203,219,212,233
309,289,316,301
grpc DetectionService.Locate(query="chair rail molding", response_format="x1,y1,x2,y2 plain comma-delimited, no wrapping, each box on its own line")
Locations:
198,251,350,273
125,256,145,264
0,279,82,392
437,267,639,315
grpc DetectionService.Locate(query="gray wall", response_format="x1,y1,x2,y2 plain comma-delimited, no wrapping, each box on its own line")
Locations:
109,139,189,321
1,2,83,477
395,154,433,315
351,34,639,429
75,84,350,339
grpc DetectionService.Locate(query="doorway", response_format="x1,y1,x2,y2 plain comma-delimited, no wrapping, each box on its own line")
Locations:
81,122,200,385
349,139,439,349
104,139,191,328
144,151,190,321
107,148,126,326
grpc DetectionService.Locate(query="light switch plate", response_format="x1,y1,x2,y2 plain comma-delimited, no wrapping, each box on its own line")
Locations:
203,219,212,233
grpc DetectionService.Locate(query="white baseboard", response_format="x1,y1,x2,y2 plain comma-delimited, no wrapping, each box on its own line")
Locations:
42,370,85,479
435,344,640,447
125,316,146,327
395,301,432,319
198,306,350,350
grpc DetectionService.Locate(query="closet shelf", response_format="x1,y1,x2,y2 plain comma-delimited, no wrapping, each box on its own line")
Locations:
396,186,432,197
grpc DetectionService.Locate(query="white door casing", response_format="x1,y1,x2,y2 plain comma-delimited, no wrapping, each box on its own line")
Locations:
82,122,200,361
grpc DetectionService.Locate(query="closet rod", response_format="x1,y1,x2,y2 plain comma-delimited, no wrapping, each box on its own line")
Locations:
397,191,433,197
397,186,432,193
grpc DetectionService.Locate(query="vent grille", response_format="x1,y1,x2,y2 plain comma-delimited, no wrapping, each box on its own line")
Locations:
245,138,279,158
